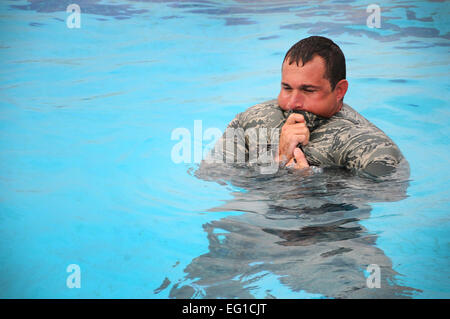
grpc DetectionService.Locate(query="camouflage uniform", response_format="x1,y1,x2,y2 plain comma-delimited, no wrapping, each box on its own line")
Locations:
209,99,404,177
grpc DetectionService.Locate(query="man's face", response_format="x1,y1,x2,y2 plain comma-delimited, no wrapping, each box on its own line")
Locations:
277,55,347,118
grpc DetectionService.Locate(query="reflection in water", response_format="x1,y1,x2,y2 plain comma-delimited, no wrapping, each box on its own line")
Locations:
169,161,419,298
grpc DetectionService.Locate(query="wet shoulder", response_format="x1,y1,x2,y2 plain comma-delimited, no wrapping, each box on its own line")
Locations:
329,104,373,127
312,103,391,150
323,103,399,155
238,99,285,129
316,103,381,136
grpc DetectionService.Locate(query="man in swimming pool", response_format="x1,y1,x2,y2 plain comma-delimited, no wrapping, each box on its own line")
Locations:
208,36,404,178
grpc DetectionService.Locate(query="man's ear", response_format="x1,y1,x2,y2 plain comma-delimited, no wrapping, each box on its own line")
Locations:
335,79,348,102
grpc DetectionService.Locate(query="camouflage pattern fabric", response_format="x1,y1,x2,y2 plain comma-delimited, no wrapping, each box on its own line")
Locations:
208,99,404,177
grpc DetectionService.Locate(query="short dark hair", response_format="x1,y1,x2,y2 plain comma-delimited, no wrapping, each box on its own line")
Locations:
283,36,346,90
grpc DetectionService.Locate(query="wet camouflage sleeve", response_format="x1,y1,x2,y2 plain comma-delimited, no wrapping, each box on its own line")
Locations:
206,100,404,177
206,112,247,164
207,100,284,165
332,124,402,177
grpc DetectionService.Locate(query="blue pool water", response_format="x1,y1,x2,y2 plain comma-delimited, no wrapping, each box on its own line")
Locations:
0,0,449,298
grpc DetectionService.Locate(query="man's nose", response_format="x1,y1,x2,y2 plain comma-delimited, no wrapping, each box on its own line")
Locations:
287,90,305,110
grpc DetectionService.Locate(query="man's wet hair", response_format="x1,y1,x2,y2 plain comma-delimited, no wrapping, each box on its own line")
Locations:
283,36,346,90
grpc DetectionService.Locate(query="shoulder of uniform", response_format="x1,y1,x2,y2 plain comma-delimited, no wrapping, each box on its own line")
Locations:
238,99,284,129
319,104,393,145
334,103,372,126
242,99,279,114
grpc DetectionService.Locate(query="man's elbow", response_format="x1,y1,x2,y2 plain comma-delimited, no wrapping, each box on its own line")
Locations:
362,160,397,177
358,145,405,178
360,150,405,178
